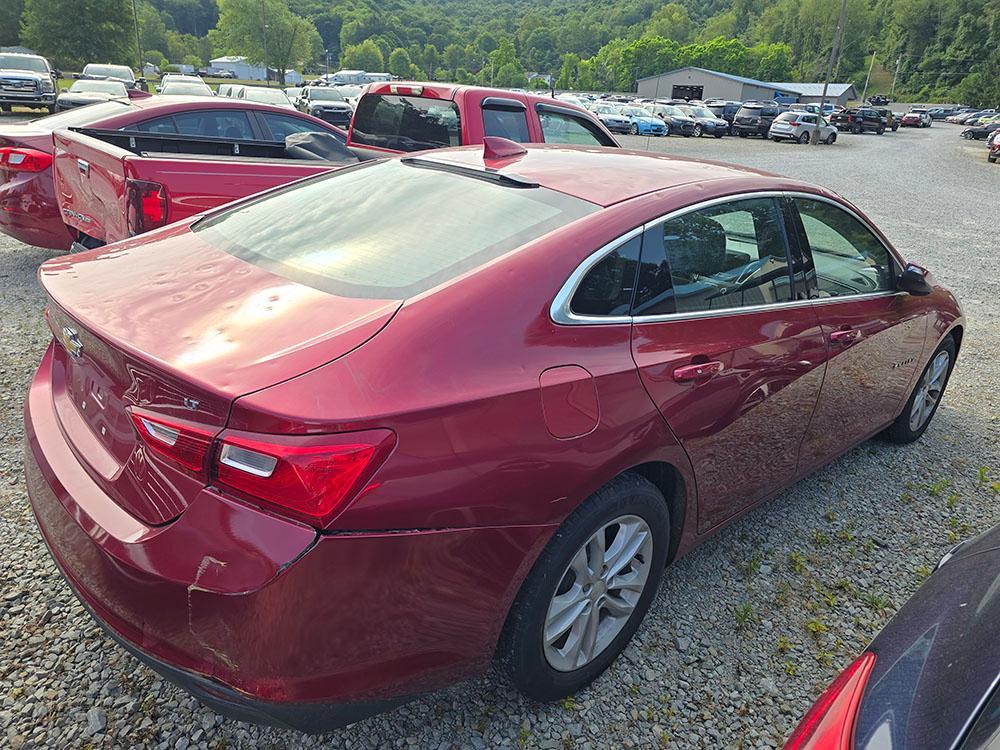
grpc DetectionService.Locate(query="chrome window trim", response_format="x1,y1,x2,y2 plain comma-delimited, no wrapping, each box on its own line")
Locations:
549,225,644,325
550,190,903,327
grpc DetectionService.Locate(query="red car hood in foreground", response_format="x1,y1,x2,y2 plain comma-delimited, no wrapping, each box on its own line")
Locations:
38,221,401,524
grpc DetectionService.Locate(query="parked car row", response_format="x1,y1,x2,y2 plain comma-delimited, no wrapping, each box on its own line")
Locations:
0,78,982,745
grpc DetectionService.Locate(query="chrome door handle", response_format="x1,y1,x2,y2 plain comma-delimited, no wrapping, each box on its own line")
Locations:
76,159,90,176
830,328,862,345
673,361,724,383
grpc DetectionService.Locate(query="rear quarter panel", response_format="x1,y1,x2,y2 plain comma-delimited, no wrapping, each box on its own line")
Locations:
52,128,130,243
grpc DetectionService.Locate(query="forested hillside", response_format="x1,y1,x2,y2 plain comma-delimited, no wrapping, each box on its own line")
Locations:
5,0,999,104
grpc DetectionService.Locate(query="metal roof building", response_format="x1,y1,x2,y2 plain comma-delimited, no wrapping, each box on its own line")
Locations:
636,66,857,106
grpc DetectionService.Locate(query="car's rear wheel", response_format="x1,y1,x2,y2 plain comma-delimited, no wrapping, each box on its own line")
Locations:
852,123,862,134
825,132,837,144
798,131,810,144
882,337,956,444
989,152,998,163
499,473,670,702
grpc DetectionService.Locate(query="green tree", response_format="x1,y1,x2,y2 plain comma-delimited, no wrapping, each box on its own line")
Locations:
212,0,321,83
21,0,135,69
556,52,580,89
341,38,384,71
387,47,412,77
422,43,439,78
644,4,694,43
443,43,465,75
494,62,528,88
1,0,25,47
137,1,169,57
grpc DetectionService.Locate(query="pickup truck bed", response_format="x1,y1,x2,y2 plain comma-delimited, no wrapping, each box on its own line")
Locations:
53,127,375,246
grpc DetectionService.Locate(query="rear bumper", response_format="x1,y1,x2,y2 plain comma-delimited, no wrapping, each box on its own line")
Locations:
24,343,554,730
733,124,765,136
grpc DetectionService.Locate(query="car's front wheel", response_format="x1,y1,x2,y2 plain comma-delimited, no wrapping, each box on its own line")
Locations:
499,473,670,702
630,123,639,135
693,124,702,137
882,336,956,444
825,132,837,145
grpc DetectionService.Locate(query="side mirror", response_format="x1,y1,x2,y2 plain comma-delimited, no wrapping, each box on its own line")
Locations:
897,263,933,296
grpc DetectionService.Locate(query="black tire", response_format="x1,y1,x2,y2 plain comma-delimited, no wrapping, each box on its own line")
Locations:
0,104,10,114
892,123,899,131
738,131,747,138
498,473,670,702
798,131,810,144
881,336,956,444
47,104,56,115
693,124,702,137
630,123,639,135
852,123,862,134
989,153,997,163
714,132,723,138
876,125,885,135
825,132,837,145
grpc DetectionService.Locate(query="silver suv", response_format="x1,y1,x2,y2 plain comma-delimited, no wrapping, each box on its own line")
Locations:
768,111,837,144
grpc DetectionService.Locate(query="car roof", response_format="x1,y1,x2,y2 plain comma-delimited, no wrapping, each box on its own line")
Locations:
413,144,818,207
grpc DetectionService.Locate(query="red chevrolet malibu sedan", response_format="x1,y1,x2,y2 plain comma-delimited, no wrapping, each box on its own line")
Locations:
25,140,963,731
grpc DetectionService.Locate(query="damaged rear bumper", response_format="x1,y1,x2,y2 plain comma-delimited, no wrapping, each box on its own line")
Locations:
24,345,556,731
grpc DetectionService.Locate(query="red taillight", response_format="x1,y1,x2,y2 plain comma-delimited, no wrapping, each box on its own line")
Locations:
0,146,53,173
784,652,877,750
129,410,215,478
213,429,395,527
125,178,167,236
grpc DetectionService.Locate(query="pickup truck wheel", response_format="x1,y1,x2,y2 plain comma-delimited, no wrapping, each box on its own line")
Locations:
498,473,670,702
47,105,56,114
852,123,862,134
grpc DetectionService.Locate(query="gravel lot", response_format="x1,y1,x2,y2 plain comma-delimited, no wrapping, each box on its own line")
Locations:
1,118,997,750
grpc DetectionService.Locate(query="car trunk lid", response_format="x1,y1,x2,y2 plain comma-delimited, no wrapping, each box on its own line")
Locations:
39,223,401,525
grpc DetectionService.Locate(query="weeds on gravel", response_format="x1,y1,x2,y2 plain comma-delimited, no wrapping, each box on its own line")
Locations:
824,510,837,522
734,602,757,629
561,696,577,711
805,618,828,639
788,551,806,574
862,592,890,613
979,466,990,483
811,528,830,547
928,478,951,496
783,660,800,676
946,492,960,508
900,491,913,503
775,636,791,654
814,651,834,666
915,564,932,582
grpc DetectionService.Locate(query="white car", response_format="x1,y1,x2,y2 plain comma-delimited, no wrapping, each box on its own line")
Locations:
768,111,837,144
236,85,295,110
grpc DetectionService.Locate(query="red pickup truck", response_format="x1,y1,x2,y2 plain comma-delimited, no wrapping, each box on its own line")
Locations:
54,83,617,247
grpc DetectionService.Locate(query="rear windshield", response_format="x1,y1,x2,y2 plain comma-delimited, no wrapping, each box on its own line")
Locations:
194,159,597,298
70,80,127,95
737,105,762,117
84,64,134,81
775,112,799,122
351,94,461,151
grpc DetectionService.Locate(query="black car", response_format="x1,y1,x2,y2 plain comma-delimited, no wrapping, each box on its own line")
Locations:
831,107,885,134
867,94,889,106
732,101,781,137
962,120,1000,140
786,523,1000,749
704,99,742,125
296,86,354,127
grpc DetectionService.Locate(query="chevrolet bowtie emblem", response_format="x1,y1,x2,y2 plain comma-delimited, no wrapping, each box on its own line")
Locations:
61,326,83,358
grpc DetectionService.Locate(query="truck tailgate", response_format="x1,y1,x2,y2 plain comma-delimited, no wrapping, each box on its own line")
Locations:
53,128,339,245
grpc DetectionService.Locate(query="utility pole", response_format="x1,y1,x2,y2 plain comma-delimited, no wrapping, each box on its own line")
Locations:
812,0,848,146
130,0,145,89
260,0,269,86
861,51,876,103
890,55,902,100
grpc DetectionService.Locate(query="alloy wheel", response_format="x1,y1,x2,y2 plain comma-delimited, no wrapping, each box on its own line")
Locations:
909,351,950,431
693,124,702,137
543,515,653,672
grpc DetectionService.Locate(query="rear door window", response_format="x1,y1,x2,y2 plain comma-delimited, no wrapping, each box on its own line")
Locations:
537,107,615,146
172,110,255,139
633,197,793,316
351,94,461,151
259,112,339,141
482,99,530,142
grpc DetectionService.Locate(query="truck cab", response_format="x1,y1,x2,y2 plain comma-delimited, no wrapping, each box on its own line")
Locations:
346,82,618,154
